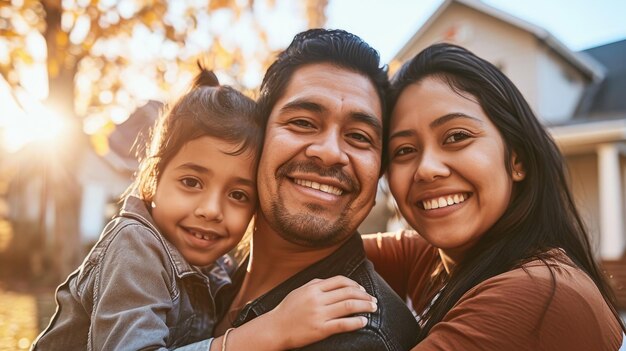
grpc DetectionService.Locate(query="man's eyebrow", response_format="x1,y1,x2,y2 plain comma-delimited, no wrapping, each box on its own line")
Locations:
279,98,382,137
279,99,326,114
352,112,382,138
430,113,485,128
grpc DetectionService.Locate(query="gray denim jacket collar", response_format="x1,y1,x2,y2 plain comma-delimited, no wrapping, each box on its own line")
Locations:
117,195,232,291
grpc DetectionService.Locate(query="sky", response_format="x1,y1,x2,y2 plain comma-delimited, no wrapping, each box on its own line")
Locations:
325,0,626,63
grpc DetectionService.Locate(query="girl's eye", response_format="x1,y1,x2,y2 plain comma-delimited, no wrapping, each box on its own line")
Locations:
444,131,471,144
181,178,202,189
229,190,249,202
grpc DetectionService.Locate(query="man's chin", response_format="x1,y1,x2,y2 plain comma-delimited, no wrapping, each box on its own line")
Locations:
274,214,351,248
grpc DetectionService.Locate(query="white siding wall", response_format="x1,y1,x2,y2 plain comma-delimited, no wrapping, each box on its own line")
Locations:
77,149,132,243
395,3,540,111
536,48,586,123
394,2,592,126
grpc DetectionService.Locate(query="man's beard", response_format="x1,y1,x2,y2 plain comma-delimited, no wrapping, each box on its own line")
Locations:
269,199,352,247
267,160,360,247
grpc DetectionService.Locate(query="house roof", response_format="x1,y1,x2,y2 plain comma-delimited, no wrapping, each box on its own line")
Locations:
103,100,161,173
574,39,626,118
393,0,605,82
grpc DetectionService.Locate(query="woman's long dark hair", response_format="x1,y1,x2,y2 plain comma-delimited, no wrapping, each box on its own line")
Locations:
389,43,625,339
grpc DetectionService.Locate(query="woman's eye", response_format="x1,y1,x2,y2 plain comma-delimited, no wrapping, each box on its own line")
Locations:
181,178,201,189
444,131,471,144
394,146,416,157
229,190,249,202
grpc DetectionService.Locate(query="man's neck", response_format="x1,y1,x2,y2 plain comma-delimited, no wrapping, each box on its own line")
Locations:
241,213,347,302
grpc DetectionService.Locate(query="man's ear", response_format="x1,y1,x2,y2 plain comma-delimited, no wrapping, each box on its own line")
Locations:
511,152,526,182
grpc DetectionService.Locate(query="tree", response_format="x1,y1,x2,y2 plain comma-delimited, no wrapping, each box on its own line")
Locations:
0,0,327,281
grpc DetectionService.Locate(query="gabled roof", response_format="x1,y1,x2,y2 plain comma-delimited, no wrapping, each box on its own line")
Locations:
103,100,162,173
574,39,626,118
393,0,605,82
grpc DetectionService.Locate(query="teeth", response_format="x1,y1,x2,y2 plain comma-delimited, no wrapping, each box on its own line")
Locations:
422,193,467,211
191,230,218,241
424,200,431,210
294,179,343,195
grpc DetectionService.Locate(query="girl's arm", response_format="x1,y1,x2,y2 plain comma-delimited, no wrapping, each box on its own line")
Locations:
210,275,377,351
91,227,180,350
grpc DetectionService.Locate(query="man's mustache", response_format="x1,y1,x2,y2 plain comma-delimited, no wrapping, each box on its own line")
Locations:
276,161,358,193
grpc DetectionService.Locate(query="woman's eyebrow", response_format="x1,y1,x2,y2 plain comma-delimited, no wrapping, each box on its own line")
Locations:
389,129,415,141
430,113,485,128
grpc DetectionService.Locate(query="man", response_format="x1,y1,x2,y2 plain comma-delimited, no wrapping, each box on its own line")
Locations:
215,29,418,350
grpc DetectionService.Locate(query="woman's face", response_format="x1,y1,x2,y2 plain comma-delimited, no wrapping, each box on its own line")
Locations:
388,77,520,264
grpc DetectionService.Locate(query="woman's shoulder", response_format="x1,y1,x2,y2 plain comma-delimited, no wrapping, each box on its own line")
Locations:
467,250,605,308
454,250,623,350
362,229,436,255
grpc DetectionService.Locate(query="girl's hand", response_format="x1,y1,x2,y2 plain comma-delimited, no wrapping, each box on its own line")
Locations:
265,275,377,350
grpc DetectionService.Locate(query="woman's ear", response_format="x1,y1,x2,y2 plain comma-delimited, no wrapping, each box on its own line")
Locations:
511,152,526,182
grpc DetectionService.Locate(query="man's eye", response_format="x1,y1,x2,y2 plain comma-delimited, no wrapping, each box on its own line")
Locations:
290,119,314,128
347,132,372,144
181,178,201,189
229,190,249,202
444,131,471,144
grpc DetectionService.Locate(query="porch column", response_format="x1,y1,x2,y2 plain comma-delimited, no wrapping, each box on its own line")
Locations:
598,143,625,259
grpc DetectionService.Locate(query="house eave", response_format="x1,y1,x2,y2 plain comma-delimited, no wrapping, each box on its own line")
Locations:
549,118,626,154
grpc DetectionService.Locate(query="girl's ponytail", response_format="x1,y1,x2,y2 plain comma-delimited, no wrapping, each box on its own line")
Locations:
193,62,220,88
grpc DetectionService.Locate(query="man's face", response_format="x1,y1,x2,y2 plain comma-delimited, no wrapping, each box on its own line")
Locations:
257,63,383,247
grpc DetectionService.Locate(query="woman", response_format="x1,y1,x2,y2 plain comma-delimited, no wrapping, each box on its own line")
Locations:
364,43,625,350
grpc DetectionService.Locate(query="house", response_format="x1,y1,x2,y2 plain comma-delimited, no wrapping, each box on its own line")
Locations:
78,100,161,244
377,0,626,305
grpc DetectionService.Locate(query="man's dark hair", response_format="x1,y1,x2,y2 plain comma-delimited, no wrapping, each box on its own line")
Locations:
258,28,390,174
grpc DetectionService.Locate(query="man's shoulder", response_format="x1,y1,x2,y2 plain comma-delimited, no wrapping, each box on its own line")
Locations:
328,259,419,351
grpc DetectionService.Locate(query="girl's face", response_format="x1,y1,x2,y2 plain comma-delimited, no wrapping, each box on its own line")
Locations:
388,77,522,265
151,136,257,266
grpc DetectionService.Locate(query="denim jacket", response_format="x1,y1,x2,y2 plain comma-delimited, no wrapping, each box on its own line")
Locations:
217,233,420,351
31,195,232,351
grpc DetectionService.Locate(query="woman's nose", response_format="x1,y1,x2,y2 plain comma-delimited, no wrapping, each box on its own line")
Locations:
413,149,450,183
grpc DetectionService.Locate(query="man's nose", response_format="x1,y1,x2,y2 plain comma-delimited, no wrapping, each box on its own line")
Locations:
305,129,349,167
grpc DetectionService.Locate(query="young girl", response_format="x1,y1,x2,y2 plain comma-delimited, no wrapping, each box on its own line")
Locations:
364,43,625,350
33,67,377,351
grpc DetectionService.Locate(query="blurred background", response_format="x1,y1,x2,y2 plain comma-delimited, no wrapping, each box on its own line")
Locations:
1,0,625,349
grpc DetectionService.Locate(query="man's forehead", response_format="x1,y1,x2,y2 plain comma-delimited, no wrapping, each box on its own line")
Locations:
275,63,382,118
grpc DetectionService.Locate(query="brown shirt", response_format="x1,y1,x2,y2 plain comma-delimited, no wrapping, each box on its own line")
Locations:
363,231,623,351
